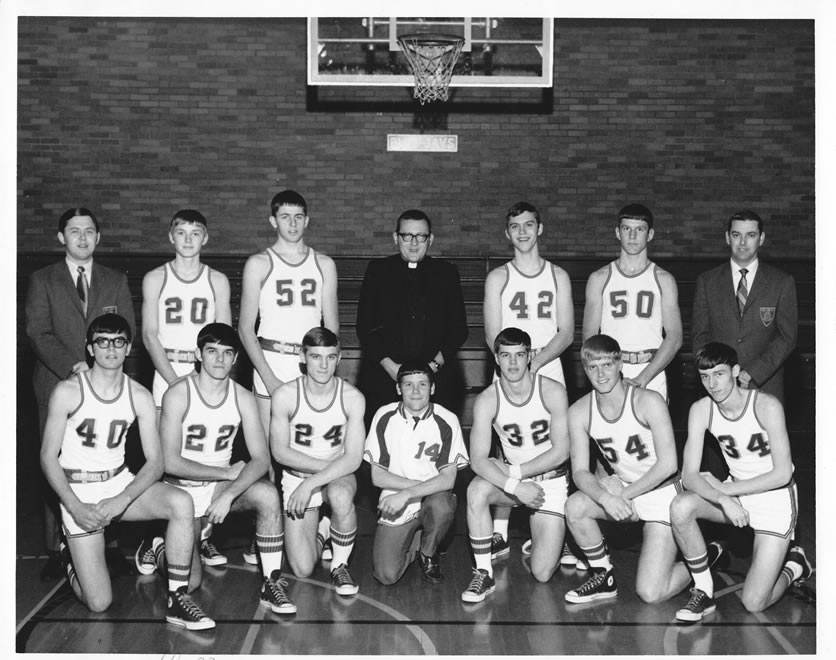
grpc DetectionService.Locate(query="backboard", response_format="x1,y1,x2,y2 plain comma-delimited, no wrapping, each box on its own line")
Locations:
308,17,553,88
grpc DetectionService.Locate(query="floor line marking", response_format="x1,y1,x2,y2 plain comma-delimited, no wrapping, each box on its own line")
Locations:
16,577,67,635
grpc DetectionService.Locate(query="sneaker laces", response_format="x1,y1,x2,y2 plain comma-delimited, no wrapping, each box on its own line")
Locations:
265,577,292,603
174,590,209,620
201,539,221,556
140,542,156,564
332,564,355,587
683,587,707,611
575,569,608,595
466,569,489,592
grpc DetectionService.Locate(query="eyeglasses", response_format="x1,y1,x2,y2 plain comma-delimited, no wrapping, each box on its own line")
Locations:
397,232,430,243
92,337,128,349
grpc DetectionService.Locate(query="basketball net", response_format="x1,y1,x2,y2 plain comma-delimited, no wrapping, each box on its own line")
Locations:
397,34,465,104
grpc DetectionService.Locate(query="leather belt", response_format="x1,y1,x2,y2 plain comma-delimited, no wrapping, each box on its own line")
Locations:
64,463,127,484
527,461,570,482
258,337,302,356
621,349,657,365
165,348,196,363
164,476,212,487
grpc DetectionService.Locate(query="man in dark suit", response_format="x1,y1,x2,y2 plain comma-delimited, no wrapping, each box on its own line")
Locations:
25,207,135,578
692,209,797,403
356,209,468,426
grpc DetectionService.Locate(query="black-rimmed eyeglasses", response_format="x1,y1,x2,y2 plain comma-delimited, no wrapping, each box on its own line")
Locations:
397,232,430,243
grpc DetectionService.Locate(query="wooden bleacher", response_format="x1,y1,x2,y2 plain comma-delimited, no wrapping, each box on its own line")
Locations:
17,252,815,426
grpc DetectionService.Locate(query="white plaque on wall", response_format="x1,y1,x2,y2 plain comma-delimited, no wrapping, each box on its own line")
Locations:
387,134,458,152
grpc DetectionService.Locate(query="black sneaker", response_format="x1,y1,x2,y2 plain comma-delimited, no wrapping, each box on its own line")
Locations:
417,552,443,584
166,587,216,630
565,568,618,604
676,587,716,622
199,539,228,567
785,544,814,585
135,538,157,576
260,576,297,614
331,563,359,596
490,533,510,560
461,568,496,603
242,536,258,566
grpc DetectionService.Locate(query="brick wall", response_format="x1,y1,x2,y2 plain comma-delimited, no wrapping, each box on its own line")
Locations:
17,18,814,259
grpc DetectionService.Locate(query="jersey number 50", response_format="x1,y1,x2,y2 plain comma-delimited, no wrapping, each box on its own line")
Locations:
609,290,655,319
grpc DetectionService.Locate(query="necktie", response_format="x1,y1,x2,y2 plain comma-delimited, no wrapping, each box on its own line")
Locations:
736,268,748,316
76,266,88,315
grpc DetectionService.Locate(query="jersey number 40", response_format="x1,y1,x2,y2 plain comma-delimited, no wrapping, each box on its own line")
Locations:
76,418,130,449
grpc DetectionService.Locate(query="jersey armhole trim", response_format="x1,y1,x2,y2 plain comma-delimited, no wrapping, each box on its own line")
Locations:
68,372,85,418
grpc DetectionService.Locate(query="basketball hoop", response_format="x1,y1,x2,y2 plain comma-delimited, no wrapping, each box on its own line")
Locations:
397,33,465,104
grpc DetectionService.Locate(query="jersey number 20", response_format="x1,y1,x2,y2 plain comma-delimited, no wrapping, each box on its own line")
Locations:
165,297,209,325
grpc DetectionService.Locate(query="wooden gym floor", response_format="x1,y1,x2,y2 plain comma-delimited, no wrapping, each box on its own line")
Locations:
15,407,816,655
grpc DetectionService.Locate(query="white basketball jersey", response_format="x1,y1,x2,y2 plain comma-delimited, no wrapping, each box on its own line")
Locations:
600,261,663,352
492,375,553,466
59,373,136,471
257,248,324,344
499,261,561,352
289,377,348,462
588,386,657,484
157,262,217,352
178,375,241,468
708,390,792,481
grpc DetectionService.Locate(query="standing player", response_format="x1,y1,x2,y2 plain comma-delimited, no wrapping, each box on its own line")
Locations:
270,328,366,596
461,327,571,603
483,201,575,563
239,190,339,435
669,342,812,622
151,323,295,615
39,313,213,630
563,334,695,605
141,209,231,565
364,362,469,586
582,204,682,400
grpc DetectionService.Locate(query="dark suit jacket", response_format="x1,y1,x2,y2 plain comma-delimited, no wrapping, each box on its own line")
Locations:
692,260,797,401
25,259,136,410
356,254,468,413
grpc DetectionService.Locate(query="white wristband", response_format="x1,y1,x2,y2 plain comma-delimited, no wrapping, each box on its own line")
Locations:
509,464,523,480
503,477,521,495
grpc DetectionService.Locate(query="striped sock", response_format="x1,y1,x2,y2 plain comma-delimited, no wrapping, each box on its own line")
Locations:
330,526,356,568
256,532,284,580
470,535,493,576
684,549,714,597
167,561,190,593
580,540,612,572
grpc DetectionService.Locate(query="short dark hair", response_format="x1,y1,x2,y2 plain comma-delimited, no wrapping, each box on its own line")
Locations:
493,327,532,354
580,334,622,366
86,313,131,345
695,342,739,370
396,360,434,386
727,209,763,233
506,201,541,225
617,203,653,229
59,207,99,233
302,326,340,352
396,209,432,234
170,209,207,229
271,190,308,217
197,322,239,353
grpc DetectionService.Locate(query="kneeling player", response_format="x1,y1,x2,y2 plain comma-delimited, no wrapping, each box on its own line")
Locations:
271,328,366,596
40,313,213,630
670,342,812,622
563,335,694,605
150,323,295,615
364,362,469,585
462,327,571,602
